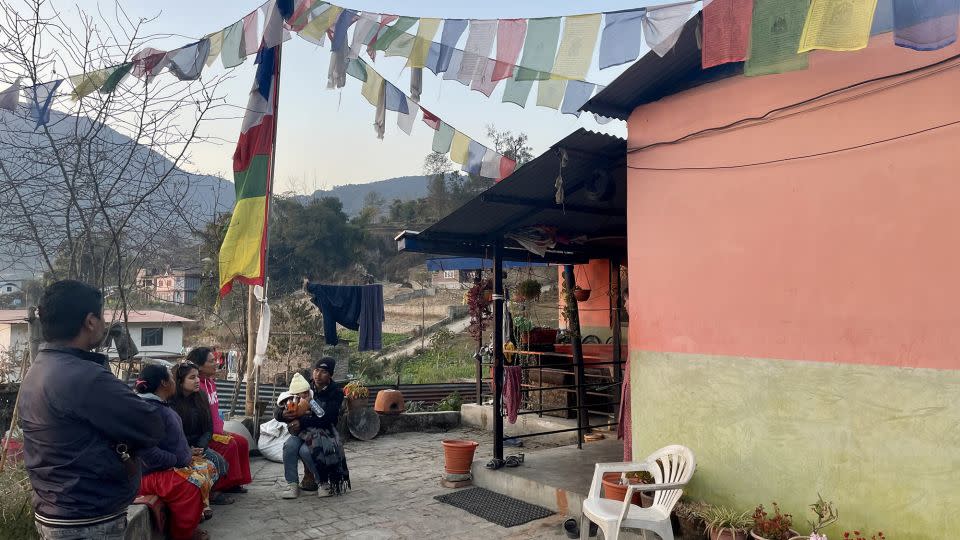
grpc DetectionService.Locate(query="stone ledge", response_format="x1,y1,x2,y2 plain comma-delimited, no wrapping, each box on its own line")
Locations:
377,411,460,435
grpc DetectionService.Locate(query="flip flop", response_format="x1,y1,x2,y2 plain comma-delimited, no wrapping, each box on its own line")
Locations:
504,454,524,467
485,458,505,470
210,494,235,505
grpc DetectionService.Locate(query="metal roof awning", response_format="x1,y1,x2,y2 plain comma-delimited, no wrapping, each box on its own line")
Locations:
581,13,743,121
397,128,627,264
426,257,549,271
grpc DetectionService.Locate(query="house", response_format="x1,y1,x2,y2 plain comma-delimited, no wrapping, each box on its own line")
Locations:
578,16,960,537
426,257,548,289
137,267,202,304
0,309,194,361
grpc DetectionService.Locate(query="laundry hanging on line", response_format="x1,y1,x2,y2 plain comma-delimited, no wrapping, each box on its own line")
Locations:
306,282,384,351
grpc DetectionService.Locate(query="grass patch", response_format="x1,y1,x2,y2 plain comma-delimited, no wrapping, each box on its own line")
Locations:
337,329,408,350
0,465,37,539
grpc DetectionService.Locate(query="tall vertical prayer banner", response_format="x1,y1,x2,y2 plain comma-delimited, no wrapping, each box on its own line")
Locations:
219,43,282,296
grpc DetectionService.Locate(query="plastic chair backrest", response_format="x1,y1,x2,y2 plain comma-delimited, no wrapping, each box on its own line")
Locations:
646,445,696,515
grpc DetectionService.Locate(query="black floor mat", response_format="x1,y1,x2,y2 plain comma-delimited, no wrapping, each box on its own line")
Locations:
434,487,555,528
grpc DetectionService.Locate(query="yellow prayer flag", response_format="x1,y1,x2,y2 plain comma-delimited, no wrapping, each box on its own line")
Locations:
798,0,878,52
409,18,441,68
361,68,384,106
550,14,602,80
450,131,470,165
69,68,110,100
206,30,224,67
301,6,342,43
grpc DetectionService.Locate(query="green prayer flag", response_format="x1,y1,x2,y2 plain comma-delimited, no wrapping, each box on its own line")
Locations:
512,17,562,81
99,62,132,93
221,20,245,69
432,122,455,153
373,17,418,52
502,78,533,107
346,58,367,82
745,0,812,76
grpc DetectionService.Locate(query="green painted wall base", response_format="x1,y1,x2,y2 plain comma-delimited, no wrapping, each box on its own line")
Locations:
630,350,960,539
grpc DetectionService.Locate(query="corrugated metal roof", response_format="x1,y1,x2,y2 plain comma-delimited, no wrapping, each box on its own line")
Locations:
581,13,743,120
398,129,627,263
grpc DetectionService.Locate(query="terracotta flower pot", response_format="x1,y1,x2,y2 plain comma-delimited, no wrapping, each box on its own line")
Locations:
709,528,749,540
750,530,800,540
600,473,652,507
574,288,591,302
346,396,368,412
441,439,479,475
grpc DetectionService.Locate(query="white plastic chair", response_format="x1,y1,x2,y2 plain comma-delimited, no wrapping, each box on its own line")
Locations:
580,445,696,540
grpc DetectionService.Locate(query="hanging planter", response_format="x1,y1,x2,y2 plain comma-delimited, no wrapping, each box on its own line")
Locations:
514,279,542,302
441,439,480,475
574,286,591,302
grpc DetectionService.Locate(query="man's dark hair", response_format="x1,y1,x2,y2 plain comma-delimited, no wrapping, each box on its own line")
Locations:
186,347,214,367
38,280,103,342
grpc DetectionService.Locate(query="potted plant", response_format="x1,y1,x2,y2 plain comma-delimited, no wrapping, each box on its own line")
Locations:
515,279,542,302
574,285,591,302
674,500,711,539
440,439,479,475
513,315,533,345
751,503,798,540
343,380,370,411
601,470,654,508
702,506,752,540
842,531,886,540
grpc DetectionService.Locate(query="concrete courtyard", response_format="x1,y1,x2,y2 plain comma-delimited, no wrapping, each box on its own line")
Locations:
202,428,569,539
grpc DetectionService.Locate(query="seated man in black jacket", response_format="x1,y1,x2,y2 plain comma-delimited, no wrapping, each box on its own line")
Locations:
19,280,165,539
277,357,346,499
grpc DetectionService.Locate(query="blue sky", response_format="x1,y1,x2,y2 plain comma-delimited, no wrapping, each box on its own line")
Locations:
63,0,675,194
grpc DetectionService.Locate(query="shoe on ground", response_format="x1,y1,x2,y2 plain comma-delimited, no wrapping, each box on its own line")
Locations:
281,483,300,499
317,487,334,498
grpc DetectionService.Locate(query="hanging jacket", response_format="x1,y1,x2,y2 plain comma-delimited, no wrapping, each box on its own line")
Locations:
19,345,165,527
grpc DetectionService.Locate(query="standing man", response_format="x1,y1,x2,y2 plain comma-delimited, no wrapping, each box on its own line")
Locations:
19,280,165,539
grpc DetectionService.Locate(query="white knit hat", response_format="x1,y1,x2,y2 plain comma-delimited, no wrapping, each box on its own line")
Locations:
288,372,310,395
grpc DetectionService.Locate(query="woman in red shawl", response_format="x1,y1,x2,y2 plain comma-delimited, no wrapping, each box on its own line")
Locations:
187,347,252,492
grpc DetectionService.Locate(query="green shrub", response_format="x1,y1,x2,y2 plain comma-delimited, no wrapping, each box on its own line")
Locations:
436,391,463,412
0,465,37,539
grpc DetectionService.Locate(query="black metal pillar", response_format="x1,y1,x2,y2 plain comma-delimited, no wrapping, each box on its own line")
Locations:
492,241,505,461
610,258,623,424
563,264,588,449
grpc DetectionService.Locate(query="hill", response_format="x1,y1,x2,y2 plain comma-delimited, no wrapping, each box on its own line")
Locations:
298,175,430,216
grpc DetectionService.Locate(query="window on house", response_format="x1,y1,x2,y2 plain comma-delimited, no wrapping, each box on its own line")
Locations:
141,327,163,347
5,286,10,293
443,270,456,279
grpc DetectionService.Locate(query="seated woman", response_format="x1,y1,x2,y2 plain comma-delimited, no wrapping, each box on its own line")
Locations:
135,363,214,540
189,347,252,493
277,358,349,499
171,361,233,506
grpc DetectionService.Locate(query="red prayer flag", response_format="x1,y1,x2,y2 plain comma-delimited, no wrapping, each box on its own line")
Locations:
498,156,517,181
492,19,527,81
421,107,441,130
702,0,753,69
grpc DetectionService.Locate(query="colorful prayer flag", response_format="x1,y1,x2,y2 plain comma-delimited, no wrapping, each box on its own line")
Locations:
361,65,384,106
745,0,812,76
492,19,527,81
599,10,646,69
373,16,418,51
433,122,455,152
893,0,960,51
222,21,245,68
70,69,110,100
702,0,754,68
450,130,470,165
206,30,224,66
168,40,210,81
799,0,878,52
409,18,441,68
551,14,601,80
132,48,169,82
0,77,21,111
499,156,517,181
242,10,260,57
513,17,562,81
330,9,355,52
219,44,282,296
384,82,408,113
871,0,894,34
398,97,417,134
480,148,501,178
537,79,567,109
99,63,133,93
643,4,695,56
28,79,61,128
427,19,468,74
457,20,497,85
560,80,595,116
465,140,485,175
346,57,367,81
300,6,342,44
422,107,441,130
350,13,379,59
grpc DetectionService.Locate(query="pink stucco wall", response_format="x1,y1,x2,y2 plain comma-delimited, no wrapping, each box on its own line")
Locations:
626,36,960,370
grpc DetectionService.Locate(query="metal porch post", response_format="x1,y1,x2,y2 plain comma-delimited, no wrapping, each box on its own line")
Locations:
611,257,623,424
563,264,588,450
492,241,505,462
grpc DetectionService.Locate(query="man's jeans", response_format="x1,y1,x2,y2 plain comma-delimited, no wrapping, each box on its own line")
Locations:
35,515,126,540
283,435,319,484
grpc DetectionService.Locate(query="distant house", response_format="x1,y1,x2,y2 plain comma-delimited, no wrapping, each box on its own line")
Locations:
431,269,471,289
0,309,194,362
137,267,202,304
0,280,24,308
